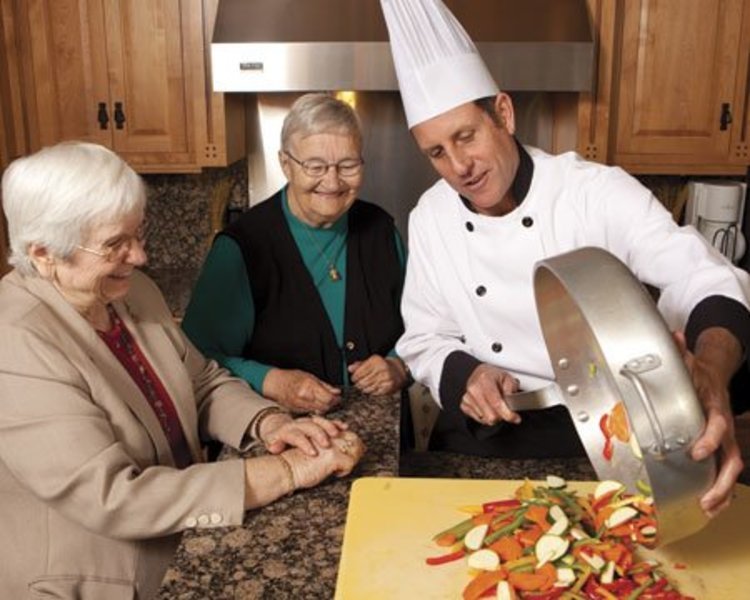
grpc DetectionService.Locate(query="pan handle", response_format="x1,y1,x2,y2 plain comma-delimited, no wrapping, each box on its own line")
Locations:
504,384,564,412
620,353,674,457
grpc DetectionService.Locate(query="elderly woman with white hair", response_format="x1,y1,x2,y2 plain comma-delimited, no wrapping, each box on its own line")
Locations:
0,141,365,600
183,93,410,414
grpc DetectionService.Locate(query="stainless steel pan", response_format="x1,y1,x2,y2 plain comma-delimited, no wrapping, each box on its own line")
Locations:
505,247,715,546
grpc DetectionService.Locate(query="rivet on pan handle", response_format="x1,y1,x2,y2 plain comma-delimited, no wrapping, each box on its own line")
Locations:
620,353,674,458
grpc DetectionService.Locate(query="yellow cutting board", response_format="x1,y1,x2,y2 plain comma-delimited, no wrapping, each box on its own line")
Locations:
335,477,750,599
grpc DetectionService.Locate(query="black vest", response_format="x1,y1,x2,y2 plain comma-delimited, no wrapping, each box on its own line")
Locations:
222,191,404,385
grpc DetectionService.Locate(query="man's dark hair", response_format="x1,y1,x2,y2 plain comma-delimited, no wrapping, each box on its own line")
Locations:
473,96,501,126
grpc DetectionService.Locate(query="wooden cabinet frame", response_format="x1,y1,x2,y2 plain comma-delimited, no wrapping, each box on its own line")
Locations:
1,0,244,174
579,0,750,175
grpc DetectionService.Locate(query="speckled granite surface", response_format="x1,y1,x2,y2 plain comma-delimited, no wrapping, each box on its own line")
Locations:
156,389,400,600
399,452,597,482
140,161,248,318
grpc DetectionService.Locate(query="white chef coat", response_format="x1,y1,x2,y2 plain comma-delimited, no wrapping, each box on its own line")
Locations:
397,146,750,407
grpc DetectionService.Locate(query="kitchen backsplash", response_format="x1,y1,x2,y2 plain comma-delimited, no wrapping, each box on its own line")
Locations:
141,160,248,317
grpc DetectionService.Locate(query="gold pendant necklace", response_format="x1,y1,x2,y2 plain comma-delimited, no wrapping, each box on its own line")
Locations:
301,223,342,282
287,188,343,282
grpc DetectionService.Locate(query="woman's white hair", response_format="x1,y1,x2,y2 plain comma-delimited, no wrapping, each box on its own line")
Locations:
2,141,146,276
280,93,363,151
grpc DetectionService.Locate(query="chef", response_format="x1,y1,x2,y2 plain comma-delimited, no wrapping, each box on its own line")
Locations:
380,0,750,516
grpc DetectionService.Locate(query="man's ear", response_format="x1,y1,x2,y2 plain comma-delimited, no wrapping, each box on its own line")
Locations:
494,92,516,135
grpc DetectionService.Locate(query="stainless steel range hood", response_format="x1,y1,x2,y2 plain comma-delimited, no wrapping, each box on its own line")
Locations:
211,0,594,93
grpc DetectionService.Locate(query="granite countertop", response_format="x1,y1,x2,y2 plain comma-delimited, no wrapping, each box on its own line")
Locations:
157,390,401,599
399,451,597,482
157,389,601,599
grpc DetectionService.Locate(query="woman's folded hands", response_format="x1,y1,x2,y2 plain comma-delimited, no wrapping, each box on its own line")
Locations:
243,413,366,510
259,411,349,456
281,430,366,490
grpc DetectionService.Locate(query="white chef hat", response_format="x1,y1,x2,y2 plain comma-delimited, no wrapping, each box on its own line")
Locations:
380,0,499,129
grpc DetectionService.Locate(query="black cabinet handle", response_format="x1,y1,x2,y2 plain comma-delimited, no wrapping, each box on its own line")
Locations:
114,102,126,130
720,102,733,131
97,102,109,130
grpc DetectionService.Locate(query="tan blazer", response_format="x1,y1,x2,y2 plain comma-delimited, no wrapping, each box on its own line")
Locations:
0,270,278,599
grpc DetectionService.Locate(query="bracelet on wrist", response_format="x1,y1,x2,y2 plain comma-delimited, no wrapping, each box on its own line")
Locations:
252,406,290,444
275,453,296,496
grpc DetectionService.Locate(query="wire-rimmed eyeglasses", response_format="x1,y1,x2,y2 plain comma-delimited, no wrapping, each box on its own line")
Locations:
76,224,146,262
284,151,364,178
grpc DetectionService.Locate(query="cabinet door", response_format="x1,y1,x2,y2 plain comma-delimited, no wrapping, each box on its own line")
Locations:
103,0,194,166
18,0,111,148
1,0,27,170
613,0,745,171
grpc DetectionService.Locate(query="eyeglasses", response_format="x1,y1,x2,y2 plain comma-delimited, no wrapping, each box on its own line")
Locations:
284,151,364,178
77,224,146,262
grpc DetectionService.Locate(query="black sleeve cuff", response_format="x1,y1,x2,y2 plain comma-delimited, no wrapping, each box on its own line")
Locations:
439,350,482,411
685,295,750,354
438,350,506,439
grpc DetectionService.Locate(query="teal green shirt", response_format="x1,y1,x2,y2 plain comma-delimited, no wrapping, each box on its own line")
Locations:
182,191,407,391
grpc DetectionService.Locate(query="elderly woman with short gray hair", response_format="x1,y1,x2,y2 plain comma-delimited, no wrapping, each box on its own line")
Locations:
183,93,410,414
0,141,364,600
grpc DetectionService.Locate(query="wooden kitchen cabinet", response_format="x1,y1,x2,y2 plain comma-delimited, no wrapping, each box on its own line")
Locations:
579,0,750,175
0,0,26,172
5,0,244,173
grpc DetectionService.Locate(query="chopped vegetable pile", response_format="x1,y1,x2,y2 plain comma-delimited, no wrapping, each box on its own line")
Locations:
425,476,693,600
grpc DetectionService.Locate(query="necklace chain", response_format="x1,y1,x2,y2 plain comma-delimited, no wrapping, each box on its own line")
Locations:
286,187,343,282
301,224,342,281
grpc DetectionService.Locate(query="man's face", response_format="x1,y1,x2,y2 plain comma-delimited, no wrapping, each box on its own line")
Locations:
412,94,520,216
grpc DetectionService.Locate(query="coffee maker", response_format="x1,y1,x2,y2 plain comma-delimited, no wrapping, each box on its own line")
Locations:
684,180,747,263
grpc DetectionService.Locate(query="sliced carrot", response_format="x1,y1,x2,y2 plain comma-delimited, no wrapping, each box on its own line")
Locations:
524,504,550,531
537,563,557,591
602,542,628,564
507,563,556,592
487,535,524,562
462,568,507,600
635,501,655,515
435,533,457,547
594,505,616,530
472,512,495,526
516,524,544,547
608,523,633,538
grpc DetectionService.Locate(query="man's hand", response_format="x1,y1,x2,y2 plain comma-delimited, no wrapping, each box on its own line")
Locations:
349,355,409,395
674,328,744,517
263,368,341,414
460,363,521,426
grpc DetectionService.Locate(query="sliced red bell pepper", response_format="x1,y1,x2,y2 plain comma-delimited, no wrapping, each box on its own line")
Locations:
425,548,466,566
